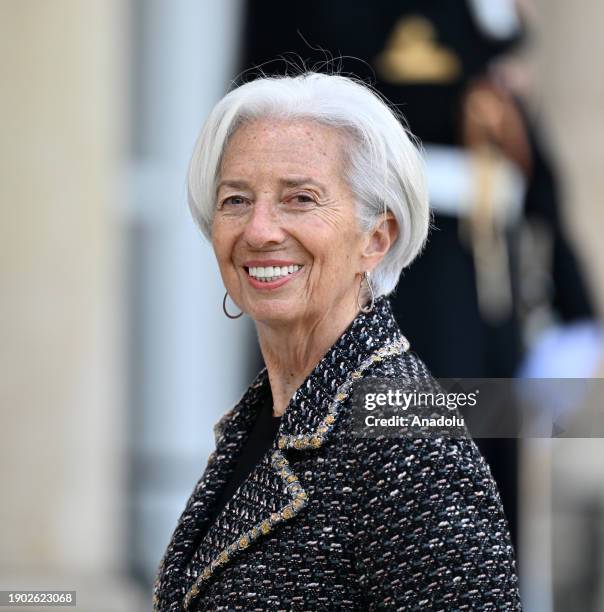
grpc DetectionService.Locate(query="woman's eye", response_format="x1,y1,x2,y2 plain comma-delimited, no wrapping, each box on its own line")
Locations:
222,195,248,207
290,194,316,206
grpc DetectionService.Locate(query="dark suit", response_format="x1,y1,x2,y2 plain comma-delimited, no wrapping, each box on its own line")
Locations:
154,298,521,610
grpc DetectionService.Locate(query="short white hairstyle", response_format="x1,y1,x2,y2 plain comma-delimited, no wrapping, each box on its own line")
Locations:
187,71,429,297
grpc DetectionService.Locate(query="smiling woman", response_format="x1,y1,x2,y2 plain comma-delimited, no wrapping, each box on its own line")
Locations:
212,117,392,392
153,72,522,611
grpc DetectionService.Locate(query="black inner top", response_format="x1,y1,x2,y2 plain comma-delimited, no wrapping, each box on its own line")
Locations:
206,385,281,526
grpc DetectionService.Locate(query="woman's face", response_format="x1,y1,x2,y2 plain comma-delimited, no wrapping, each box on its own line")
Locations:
212,117,370,326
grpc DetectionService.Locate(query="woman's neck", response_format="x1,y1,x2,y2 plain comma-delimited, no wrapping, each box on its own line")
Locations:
257,300,361,417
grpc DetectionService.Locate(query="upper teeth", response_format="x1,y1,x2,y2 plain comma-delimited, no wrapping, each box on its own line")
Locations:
248,265,301,281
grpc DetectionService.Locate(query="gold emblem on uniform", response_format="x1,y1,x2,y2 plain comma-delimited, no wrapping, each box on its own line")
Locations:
375,16,461,84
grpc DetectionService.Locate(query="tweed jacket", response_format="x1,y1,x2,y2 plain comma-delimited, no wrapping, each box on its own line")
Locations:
153,297,522,611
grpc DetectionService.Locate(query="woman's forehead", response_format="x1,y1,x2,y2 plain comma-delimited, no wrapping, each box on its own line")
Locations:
227,117,346,152
220,118,348,182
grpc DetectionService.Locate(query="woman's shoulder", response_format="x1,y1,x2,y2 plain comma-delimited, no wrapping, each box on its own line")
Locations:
337,346,501,503
374,343,433,379
346,433,499,506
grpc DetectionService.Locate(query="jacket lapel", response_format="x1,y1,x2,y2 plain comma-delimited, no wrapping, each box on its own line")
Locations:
159,297,409,610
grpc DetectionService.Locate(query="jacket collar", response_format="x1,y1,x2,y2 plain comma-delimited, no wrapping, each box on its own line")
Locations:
158,297,409,610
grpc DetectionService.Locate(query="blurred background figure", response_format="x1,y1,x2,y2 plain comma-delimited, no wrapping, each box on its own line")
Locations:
1,1,603,611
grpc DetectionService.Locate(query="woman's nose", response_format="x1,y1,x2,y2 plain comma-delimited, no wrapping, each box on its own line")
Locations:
242,199,286,248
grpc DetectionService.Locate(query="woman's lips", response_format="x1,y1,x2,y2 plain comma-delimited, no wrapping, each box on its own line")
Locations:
244,264,304,290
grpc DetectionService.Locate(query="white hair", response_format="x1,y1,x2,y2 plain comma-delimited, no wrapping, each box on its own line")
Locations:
187,71,430,297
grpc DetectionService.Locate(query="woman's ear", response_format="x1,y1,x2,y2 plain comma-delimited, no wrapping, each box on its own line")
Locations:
361,212,398,270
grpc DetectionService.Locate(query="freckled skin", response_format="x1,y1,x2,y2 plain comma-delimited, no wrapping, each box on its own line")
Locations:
212,118,396,415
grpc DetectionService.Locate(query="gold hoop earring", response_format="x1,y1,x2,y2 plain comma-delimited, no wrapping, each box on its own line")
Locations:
222,291,243,319
358,271,375,313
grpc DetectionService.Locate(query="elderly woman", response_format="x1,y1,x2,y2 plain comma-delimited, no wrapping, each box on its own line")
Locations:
153,73,521,611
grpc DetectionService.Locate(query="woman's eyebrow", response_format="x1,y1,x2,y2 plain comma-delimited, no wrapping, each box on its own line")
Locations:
217,179,250,191
217,177,328,193
280,177,327,193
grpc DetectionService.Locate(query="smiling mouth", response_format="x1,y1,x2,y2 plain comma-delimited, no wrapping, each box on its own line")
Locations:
244,264,303,282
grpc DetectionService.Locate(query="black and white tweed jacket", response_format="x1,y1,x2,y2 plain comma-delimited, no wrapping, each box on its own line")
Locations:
153,296,522,611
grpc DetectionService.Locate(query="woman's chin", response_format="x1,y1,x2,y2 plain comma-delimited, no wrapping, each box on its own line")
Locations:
246,298,301,326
